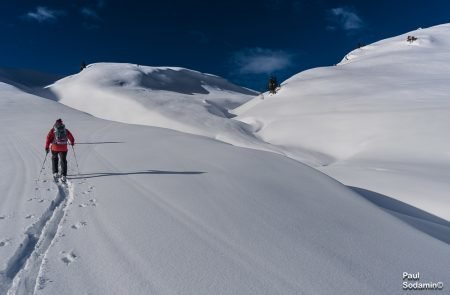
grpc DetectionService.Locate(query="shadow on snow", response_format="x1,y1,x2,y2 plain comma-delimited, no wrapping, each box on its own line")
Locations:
349,186,450,245
76,141,125,145
69,170,205,179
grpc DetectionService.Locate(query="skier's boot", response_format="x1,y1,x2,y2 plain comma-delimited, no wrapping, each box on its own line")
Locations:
61,175,67,184
53,173,59,182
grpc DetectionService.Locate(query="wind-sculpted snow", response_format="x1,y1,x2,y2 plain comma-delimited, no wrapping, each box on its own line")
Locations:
0,75,449,294
235,24,450,220
137,68,256,96
49,63,256,116
46,63,338,166
40,25,450,221
47,64,266,147
46,63,327,165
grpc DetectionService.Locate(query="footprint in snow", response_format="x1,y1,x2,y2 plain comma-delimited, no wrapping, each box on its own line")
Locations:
0,216,6,220
0,239,11,247
79,200,97,208
37,276,50,290
25,214,34,219
61,251,78,265
71,221,87,230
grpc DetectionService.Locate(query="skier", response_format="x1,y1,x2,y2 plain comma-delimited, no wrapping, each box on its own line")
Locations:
45,119,75,183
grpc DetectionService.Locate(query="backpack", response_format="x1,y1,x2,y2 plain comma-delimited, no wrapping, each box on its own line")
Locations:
54,124,68,145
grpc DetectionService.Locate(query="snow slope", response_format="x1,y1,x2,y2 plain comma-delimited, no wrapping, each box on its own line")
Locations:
47,63,332,165
48,63,329,165
0,68,62,101
48,63,259,140
0,79,448,294
235,24,450,220
0,68,61,89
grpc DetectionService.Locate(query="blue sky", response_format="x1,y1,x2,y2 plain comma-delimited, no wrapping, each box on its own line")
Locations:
1,0,449,90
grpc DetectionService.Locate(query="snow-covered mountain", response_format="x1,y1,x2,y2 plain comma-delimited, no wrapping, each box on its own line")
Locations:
0,75,448,295
236,24,450,220
47,63,327,165
48,63,257,138
47,63,333,165
0,24,449,295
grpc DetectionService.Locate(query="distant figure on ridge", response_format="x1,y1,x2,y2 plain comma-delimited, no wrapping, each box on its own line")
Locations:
268,76,279,94
45,119,75,183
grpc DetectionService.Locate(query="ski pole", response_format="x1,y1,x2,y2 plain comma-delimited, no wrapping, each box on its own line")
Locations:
71,145,81,176
37,152,49,182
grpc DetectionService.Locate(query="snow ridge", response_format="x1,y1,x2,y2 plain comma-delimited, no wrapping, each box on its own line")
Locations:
0,182,73,295
234,24,450,219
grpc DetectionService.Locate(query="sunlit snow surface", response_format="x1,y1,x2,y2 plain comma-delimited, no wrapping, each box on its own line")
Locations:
0,24,449,295
236,24,450,220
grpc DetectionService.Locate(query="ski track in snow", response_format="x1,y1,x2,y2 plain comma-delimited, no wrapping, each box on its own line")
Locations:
0,181,74,295
1,136,28,226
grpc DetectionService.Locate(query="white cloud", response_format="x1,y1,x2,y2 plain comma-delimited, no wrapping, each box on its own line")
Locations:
328,7,363,31
232,48,294,75
24,6,65,23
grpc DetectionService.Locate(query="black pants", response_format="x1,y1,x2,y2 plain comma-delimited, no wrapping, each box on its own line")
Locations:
52,151,68,176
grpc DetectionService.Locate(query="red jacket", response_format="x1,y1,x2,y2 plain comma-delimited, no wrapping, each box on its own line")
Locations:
45,128,75,152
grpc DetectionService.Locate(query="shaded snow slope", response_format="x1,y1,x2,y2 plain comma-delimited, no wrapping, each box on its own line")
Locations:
0,82,448,294
0,68,62,89
0,68,62,101
235,24,450,219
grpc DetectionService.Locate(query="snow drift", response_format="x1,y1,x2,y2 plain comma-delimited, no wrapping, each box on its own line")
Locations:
48,63,337,165
235,24,450,220
0,81,448,294
48,63,257,139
